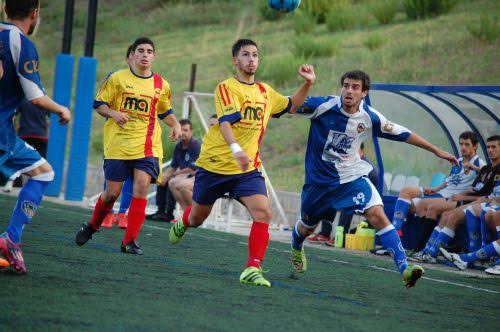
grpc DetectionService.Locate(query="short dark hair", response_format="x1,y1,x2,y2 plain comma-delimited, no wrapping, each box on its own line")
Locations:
126,44,133,58
341,70,371,92
232,39,258,57
179,119,192,129
487,135,500,143
5,0,39,20
459,131,478,145
131,37,155,53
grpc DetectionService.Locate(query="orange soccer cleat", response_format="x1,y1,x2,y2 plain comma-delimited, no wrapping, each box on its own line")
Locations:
101,213,115,228
116,213,128,229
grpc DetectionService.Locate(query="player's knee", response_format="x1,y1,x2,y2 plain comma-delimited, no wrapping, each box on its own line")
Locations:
31,170,55,182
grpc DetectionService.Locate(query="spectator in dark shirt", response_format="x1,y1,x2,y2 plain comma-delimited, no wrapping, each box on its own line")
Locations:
147,119,201,222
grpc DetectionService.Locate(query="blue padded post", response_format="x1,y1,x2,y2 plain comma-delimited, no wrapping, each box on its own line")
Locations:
45,53,75,197
65,57,98,201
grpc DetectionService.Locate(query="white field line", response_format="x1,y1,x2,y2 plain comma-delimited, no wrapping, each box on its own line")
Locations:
28,205,500,295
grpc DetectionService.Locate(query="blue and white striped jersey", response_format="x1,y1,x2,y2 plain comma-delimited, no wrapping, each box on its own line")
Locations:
438,155,486,197
0,22,45,151
292,95,411,186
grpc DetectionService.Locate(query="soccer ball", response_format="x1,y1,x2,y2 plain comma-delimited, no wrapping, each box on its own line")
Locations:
268,0,301,13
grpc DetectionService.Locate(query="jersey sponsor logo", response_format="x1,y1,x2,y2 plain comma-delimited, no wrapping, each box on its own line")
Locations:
121,94,152,114
126,85,134,89
23,60,39,74
242,105,264,121
357,123,366,133
21,200,37,218
322,130,355,162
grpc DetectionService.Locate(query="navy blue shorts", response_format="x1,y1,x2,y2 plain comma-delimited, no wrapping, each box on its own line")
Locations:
192,168,268,205
103,157,159,182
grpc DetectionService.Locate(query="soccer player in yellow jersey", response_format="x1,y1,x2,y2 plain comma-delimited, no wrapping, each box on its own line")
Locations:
75,37,181,255
169,38,316,287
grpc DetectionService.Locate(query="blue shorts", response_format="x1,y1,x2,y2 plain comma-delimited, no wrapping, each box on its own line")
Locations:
192,167,268,205
300,177,383,228
103,157,159,182
0,137,45,186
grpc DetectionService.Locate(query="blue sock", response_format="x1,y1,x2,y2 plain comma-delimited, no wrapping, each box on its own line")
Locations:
423,227,441,254
480,210,492,246
428,227,454,257
465,210,481,252
460,241,500,263
119,178,133,213
291,222,305,250
378,225,408,274
392,198,411,230
6,179,48,244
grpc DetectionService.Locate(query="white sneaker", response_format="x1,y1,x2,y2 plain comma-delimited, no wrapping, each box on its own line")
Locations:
439,248,467,270
485,264,500,275
2,180,13,193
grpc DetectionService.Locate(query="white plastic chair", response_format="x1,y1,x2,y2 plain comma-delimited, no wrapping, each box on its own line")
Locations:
390,174,407,195
405,176,420,188
383,172,393,194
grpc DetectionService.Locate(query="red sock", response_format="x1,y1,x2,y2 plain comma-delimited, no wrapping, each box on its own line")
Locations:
122,197,147,244
246,221,270,268
90,195,115,230
182,205,192,228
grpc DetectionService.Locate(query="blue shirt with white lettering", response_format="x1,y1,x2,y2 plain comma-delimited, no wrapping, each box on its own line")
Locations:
0,22,45,151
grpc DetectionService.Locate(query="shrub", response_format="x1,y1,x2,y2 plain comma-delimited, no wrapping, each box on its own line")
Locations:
294,12,317,35
403,0,457,20
371,0,399,25
466,13,499,44
260,54,307,87
300,0,349,24
325,5,357,32
292,36,339,58
258,1,282,21
363,33,386,50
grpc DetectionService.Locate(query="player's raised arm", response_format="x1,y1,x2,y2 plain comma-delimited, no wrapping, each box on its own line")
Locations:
406,132,459,166
288,64,316,113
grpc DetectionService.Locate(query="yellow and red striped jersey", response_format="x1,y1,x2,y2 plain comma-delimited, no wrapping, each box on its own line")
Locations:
196,77,290,174
94,68,173,160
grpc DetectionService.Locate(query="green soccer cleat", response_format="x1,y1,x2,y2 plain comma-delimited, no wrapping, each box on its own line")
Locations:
291,245,307,273
239,266,271,287
169,220,186,244
403,264,424,288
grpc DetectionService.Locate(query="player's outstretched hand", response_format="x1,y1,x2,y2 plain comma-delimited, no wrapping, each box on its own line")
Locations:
111,110,130,128
58,106,71,125
234,151,251,172
298,64,315,84
170,123,182,141
435,149,459,166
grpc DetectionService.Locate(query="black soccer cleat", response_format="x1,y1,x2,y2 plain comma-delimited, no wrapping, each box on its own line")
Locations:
121,241,143,255
75,223,98,246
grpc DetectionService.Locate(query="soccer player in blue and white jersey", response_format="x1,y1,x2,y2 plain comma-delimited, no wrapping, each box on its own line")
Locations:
0,0,71,274
286,70,457,287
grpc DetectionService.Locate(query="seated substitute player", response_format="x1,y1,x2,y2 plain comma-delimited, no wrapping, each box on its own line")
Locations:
0,0,71,274
75,37,181,255
169,38,316,287
286,70,458,288
392,131,484,233
412,135,500,262
440,204,499,274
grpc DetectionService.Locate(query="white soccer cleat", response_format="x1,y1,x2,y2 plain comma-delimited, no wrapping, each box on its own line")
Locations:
439,248,467,270
485,264,500,276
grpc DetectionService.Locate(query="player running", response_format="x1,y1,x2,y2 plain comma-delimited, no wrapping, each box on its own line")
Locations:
169,38,316,287
286,70,458,288
75,37,181,255
0,0,71,274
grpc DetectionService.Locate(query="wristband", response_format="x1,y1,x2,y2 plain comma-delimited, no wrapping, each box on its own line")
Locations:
230,143,243,154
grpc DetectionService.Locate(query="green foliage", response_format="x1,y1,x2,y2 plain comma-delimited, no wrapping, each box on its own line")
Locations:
466,12,499,44
403,0,457,20
91,131,104,155
260,53,307,87
299,0,349,23
294,12,317,35
325,5,358,32
259,1,283,21
292,36,339,58
363,33,386,50
371,0,400,25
